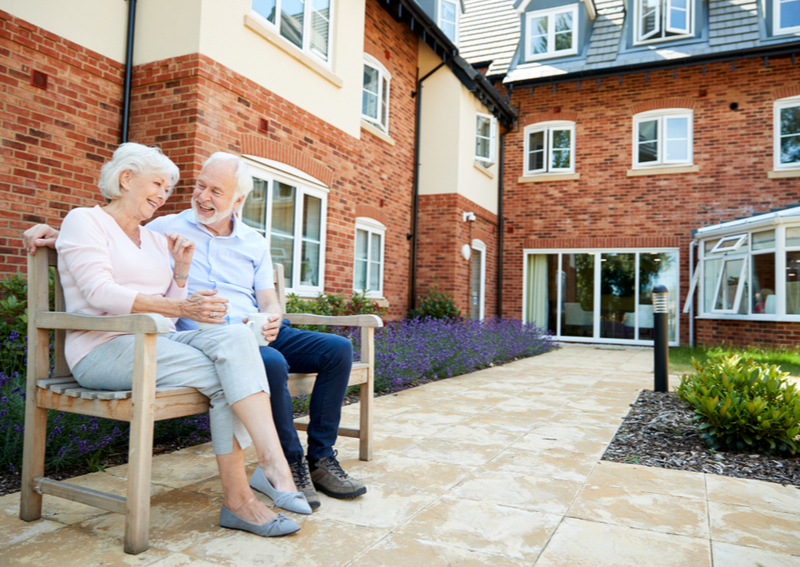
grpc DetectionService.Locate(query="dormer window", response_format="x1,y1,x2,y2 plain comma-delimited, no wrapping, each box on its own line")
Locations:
525,5,579,61
439,0,460,44
634,0,694,44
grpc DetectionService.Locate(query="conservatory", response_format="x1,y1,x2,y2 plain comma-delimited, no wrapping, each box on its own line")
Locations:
683,206,800,320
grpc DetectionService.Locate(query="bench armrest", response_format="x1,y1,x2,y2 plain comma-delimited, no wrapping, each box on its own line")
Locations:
36,312,171,334
284,313,383,328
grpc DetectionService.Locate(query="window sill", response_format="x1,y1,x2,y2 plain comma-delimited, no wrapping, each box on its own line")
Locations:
474,160,494,179
518,173,580,183
627,165,699,176
695,314,800,322
361,121,395,146
244,14,343,89
768,169,800,179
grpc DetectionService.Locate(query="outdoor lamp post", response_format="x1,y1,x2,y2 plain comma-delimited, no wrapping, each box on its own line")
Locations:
653,285,669,393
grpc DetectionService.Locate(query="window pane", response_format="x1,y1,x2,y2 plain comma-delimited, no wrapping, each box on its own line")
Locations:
787,251,800,314
638,119,658,163
665,116,688,161
242,177,267,234
752,230,775,250
362,65,379,120
638,252,678,341
302,194,321,241
752,253,776,314
600,253,636,339
300,241,320,286
281,0,305,48
355,229,368,261
780,106,800,165
780,0,800,29
703,238,720,254
561,253,595,337
354,259,367,290
668,0,688,30
551,130,571,169
370,233,381,262
703,258,721,312
310,0,330,60
554,12,573,51
787,226,800,248
272,235,294,288
381,77,389,128
252,0,277,23
271,182,296,236
440,0,457,41
641,0,659,36
529,16,548,54
476,136,490,159
528,130,545,171
369,261,380,290
715,259,744,311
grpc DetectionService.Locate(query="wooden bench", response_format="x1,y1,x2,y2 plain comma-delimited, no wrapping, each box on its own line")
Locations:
20,248,382,554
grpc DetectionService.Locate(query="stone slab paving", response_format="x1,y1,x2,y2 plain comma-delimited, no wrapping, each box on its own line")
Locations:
1,344,799,566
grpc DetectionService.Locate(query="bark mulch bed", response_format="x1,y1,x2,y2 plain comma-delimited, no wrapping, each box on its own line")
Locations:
602,390,800,489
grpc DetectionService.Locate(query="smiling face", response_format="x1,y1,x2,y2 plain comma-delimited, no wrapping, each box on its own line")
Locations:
119,170,171,221
191,160,245,234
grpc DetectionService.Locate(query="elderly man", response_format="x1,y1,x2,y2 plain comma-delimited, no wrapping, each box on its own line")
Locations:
23,151,366,509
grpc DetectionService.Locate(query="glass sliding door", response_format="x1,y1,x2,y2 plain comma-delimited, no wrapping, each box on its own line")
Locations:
639,251,678,341
600,253,635,339
561,253,594,337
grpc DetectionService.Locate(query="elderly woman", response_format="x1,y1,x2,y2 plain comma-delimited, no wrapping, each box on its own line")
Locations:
55,143,310,538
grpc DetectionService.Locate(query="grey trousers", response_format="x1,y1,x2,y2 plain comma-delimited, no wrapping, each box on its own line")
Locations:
72,325,269,455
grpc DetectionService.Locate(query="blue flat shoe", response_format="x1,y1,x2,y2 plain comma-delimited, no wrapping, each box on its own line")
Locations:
250,466,313,515
219,505,300,537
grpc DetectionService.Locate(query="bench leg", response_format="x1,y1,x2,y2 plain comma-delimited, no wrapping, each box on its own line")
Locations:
359,327,374,461
19,401,47,521
124,333,157,555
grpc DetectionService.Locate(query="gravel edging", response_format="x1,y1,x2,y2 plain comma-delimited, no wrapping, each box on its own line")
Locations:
602,390,800,488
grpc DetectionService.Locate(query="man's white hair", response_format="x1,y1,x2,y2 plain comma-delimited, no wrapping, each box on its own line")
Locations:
202,152,254,204
98,143,180,201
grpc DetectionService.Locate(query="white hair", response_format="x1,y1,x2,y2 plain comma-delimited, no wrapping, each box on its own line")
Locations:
98,143,180,201
202,152,254,203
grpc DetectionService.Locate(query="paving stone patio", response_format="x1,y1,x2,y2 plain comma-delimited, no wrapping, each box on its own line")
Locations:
1,345,798,566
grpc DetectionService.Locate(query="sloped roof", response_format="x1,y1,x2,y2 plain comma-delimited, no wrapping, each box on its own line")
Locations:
459,0,519,77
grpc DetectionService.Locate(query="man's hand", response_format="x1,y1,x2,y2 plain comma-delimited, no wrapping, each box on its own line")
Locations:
23,224,59,254
242,312,282,343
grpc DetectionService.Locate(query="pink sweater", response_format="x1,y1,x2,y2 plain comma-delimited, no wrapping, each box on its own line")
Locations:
56,206,187,369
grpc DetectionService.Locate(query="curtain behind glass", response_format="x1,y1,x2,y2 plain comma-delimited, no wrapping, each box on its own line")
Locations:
526,255,548,329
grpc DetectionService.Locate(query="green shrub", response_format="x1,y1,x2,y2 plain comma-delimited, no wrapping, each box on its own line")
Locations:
285,290,386,333
407,286,461,320
676,354,800,455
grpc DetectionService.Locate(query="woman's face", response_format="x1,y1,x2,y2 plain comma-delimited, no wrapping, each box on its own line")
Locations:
120,170,171,221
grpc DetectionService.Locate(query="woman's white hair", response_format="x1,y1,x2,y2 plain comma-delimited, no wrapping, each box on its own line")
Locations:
202,152,254,204
98,143,180,201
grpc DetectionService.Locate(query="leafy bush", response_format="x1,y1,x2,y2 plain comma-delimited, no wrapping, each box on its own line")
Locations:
285,290,387,332
0,274,30,345
408,286,462,320
676,354,800,455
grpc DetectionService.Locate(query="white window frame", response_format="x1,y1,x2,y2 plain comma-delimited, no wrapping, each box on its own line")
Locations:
774,96,800,171
522,247,681,346
471,239,486,320
523,121,576,175
250,0,334,65
243,158,329,297
475,113,497,165
710,255,748,314
633,0,694,45
438,0,460,45
774,0,800,35
353,217,386,299
709,233,747,254
524,5,580,62
361,54,391,133
632,109,693,169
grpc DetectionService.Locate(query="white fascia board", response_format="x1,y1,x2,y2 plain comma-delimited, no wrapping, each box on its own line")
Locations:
695,206,800,239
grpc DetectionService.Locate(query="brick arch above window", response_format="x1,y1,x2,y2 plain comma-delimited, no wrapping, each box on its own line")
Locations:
364,43,394,76
629,98,695,116
355,204,389,226
523,111,579,127
774,86,800,100
241,134,334,187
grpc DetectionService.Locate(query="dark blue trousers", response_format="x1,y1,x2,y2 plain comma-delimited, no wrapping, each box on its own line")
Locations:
259,321,353,464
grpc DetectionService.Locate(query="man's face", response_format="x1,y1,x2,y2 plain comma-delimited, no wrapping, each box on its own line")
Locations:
191,161,245,226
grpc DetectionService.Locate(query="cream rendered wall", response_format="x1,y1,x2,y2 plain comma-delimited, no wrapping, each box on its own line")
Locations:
418,41,461,197
418,40,499,215
0,0,129,62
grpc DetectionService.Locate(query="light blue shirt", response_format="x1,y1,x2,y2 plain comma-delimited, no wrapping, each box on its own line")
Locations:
147,209,273,331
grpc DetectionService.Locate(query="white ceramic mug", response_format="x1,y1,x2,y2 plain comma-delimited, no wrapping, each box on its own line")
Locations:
196,302,231,330
246,313,272,346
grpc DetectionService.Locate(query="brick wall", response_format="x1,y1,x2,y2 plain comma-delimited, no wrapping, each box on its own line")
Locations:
0,10,123,274
696,319,800,349
0,0,419,320
502,56,800,346
417,193,499,317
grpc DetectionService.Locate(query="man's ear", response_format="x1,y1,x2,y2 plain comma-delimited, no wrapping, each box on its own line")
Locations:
233,195,246,211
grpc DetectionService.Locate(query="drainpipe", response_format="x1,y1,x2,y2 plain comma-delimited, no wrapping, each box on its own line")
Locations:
409,61,445,310
121,0,137,143
688,239,697,347
497,125,509,318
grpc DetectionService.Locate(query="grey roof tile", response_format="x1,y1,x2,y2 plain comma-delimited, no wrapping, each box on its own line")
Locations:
460,0,519,75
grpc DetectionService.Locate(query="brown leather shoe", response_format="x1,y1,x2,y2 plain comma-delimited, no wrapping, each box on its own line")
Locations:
309,451,367,499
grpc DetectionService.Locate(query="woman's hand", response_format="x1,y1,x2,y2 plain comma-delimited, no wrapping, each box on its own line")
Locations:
181,289,229,323
166,232,194,286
